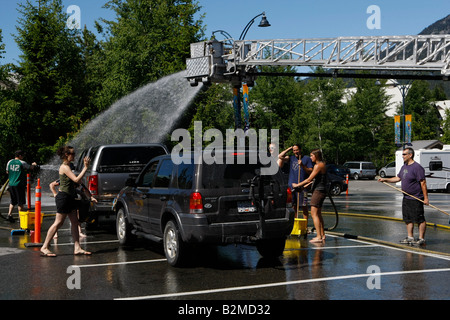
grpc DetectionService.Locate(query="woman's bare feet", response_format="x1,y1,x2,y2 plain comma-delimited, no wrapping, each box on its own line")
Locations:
40,248,56,257
74,249,91,255
309,237,325,243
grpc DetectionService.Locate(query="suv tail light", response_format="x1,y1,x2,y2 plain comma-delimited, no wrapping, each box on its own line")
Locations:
189,192,203,214
286,187,292,207
88,175,98,195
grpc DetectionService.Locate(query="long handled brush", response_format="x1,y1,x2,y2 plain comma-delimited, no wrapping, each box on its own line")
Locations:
0,180,9,220
381,181,450,216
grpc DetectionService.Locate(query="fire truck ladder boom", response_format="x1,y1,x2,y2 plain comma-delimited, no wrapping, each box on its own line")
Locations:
186,35,450,85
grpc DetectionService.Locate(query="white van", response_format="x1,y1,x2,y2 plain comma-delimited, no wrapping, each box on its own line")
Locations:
343,161,377,180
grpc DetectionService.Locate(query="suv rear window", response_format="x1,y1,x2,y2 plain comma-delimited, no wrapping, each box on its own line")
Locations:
202,163,260,189
97,147,166,173
201,156,281,189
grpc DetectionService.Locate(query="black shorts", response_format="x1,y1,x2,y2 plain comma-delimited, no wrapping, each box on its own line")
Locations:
402,198,425,224
310,190,326,208
9,185,26,206
55,192,77,214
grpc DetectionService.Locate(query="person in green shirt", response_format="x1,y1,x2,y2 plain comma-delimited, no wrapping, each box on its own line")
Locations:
5,150,37,222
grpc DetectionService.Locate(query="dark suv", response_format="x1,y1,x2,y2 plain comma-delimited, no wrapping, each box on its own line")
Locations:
113,150,294,266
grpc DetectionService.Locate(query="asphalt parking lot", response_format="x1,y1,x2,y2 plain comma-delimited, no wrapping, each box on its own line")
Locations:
0,180,449,305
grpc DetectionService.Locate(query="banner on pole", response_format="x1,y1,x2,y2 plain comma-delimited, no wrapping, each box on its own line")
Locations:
405,114,412,144
394,115,401,145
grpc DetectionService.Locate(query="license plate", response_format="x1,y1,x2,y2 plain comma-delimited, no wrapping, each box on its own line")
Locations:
237,201,257,213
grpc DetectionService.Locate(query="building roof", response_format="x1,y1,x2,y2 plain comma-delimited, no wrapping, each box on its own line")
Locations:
397,140,444,151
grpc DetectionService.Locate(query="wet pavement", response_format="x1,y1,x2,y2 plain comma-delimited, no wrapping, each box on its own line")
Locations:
0,180,449,302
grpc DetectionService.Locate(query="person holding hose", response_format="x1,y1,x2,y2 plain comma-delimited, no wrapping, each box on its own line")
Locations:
378,147,428,246
40,146,92,257
292,149,327,243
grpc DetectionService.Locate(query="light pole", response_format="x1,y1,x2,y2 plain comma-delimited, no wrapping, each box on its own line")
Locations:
396,81,412,148
212,12,271,131
376,79,412,148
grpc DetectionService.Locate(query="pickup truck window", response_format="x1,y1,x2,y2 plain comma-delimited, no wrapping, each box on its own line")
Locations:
98,147,166,173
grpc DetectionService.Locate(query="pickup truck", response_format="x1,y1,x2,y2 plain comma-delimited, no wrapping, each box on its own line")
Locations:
75,143,168,225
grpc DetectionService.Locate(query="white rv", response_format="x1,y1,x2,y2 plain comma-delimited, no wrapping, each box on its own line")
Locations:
395,145,450,192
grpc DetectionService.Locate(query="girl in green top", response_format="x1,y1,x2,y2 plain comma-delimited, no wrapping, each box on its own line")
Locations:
40,146,91,257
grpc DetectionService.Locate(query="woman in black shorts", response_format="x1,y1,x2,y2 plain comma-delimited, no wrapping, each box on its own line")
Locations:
292,149,327,243
40,146,91,257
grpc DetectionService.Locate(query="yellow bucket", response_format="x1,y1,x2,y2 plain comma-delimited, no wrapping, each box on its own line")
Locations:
19,211,44,230
291,218,307,236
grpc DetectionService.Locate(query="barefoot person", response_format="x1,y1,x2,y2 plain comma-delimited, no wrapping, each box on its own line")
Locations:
40,146,92,257
293,149,327,243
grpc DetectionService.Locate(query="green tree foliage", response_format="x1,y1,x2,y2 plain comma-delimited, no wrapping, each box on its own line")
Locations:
441,109,450,144
404,80,442,141
294,75,351,164
95,0,204,110
184,83,234,147
346,78,393,166
249,66,304,145
12,0,86,161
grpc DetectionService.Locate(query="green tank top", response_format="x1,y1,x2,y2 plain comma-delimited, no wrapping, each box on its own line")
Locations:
59,172,76,197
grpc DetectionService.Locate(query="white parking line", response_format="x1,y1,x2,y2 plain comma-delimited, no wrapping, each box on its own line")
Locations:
52,240,119,246
344,237,450,261
73,258,167,268
115,267,450,300
285,244,379,251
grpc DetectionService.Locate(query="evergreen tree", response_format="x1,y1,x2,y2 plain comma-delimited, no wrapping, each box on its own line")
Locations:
13,0,85,161
249,65,305,145
0,29,6,79
347,77,392,165
296,75,350,163
441,109,450,144
403,80,441,141
95,0,205,110
190,83,234,132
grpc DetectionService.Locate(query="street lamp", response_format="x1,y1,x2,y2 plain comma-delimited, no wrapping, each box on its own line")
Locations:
239,12,271,40
376,79,413,148
211,12,271,131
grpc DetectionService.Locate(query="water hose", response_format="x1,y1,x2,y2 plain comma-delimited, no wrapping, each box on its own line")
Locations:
309,189,339,233
324,190,339,231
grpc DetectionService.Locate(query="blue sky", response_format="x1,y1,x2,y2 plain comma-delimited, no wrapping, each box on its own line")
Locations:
1,0,449,65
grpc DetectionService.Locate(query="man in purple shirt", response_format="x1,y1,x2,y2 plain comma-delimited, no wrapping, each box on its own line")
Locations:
379,147,428,246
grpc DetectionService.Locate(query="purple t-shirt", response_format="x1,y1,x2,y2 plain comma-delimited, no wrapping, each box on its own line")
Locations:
397,161,425,200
